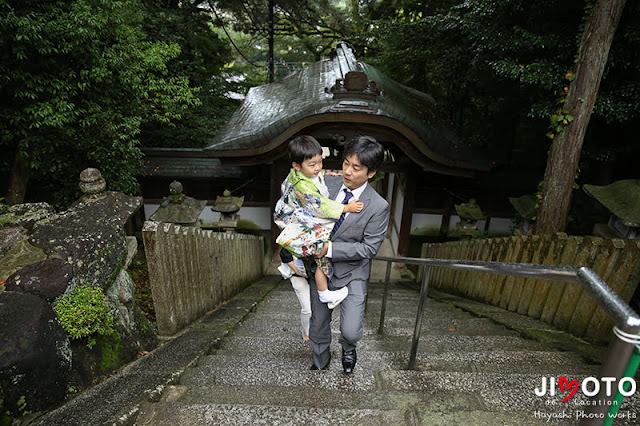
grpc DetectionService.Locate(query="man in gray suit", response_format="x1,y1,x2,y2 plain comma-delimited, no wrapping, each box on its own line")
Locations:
308,136,390,373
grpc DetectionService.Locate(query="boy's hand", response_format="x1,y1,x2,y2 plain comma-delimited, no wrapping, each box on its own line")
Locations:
344,198,364,213
325,171,342,176
288,261,308,278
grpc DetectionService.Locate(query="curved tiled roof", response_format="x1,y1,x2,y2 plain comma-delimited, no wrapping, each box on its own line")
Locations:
206,43,491,173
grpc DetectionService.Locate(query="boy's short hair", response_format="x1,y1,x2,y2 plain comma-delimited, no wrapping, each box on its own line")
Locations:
343,136,385,172
288,135,323,164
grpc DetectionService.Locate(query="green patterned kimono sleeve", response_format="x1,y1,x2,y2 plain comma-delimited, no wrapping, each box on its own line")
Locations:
294,179,344,220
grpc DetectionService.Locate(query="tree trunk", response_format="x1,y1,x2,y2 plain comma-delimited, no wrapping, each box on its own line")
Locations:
6,152,30,205
535,0,627,235
267,0,274,83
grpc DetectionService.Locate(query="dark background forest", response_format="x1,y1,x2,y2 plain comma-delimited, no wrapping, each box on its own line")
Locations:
1,0,639,233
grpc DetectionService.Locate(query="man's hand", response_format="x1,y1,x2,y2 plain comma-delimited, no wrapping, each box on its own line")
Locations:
314,244,328,258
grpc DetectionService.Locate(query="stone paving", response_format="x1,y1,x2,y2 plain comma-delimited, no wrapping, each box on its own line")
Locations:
33,274,639,425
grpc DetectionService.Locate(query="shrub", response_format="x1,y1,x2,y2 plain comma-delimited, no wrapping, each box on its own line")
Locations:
53,283,115,348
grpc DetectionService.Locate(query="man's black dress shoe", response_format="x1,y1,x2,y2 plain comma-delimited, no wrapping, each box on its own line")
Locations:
310,355,330,370
342,348,357,374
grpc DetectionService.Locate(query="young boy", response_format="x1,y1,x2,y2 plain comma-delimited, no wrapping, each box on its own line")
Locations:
274,135,363,308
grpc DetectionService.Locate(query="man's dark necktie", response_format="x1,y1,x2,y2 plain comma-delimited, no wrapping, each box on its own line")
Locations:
332,189,353,237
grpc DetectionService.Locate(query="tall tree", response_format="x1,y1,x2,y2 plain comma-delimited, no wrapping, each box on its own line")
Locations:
359,0,639,234
138,0,236,148
535,0,628,234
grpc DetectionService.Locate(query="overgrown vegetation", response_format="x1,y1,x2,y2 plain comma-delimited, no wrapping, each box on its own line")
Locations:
2,0,639,231
53,283,115,348
128,247,156,325
1,0,231,208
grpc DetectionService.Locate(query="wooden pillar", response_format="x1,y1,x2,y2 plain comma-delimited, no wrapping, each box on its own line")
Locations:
387,173,399,239
439,194,454,238
270,157,289,262
483,216,492,232
397,171,416,257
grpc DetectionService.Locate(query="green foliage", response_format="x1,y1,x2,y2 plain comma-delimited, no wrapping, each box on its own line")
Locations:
16,396,30,416
214,0,352,82
53,283,115,348
128,249,156,324
357,0,640,173
138,1,238,148
1,0,200,208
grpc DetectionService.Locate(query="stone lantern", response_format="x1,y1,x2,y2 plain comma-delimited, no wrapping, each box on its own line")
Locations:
584,179,640,239
149,181,207,226
211,190,244,233
508,194,538,235
455,198,485,236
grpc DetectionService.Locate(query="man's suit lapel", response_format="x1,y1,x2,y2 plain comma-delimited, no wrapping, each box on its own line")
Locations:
327,175,342,199
332,184,373,240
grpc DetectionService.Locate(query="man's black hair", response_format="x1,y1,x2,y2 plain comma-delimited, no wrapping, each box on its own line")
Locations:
343,136,385,172
288,135,323,165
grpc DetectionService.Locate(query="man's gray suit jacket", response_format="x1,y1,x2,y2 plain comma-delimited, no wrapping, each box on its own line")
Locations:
325,175,390,288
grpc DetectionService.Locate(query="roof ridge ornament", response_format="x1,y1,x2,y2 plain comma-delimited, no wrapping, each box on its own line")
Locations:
326,42,381,100
325,73,381,100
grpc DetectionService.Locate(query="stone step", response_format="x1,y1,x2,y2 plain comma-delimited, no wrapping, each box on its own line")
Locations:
188,349,597,380
248,301,488,321
234,314,519,338
135,400,406,425
134,385,542,425
174,366,635,424
378,370,640,419
214,333,561,355
132,277,624,426
135,401,543,426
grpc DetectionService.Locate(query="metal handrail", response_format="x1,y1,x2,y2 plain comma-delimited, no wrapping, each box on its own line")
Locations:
373,255,640,425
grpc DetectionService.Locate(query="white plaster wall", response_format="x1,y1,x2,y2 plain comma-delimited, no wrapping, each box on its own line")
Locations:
391,185,404,253
393,187,404,232
448,215,461,230
237,207,272,230
143,204,272,230
410,213,441,234
386,173,395,205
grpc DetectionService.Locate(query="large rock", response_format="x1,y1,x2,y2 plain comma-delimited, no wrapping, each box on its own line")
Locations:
0,291,71,416
0,238,47,282
0,226,27,258
0,202,56,231
29,192,142,288
4,258,74,302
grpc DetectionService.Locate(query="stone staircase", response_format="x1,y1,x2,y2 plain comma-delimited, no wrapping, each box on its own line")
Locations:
134,278,637,425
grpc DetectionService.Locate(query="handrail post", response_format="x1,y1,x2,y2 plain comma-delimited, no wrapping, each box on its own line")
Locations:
583,327,638,425
378,260,392,334
408,265,431,370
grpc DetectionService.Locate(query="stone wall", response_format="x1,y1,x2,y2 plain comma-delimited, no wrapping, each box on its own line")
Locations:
142,221,264,335
420,234,640,344
0,178,157,417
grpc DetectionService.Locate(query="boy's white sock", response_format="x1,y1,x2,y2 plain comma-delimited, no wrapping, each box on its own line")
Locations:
318,289,334,304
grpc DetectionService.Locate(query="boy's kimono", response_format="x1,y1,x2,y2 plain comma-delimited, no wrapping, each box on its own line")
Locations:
274,169,344,264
